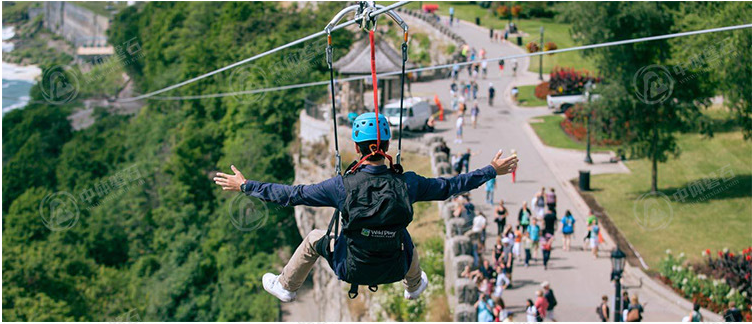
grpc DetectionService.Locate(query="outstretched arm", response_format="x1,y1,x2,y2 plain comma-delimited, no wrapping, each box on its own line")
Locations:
214,165,343,208
411,150,518,202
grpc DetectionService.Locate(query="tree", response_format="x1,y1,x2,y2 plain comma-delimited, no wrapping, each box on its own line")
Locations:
670,2,752,139
561,2,714,192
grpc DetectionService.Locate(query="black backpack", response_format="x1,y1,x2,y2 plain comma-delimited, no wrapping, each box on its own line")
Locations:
316,169,414,298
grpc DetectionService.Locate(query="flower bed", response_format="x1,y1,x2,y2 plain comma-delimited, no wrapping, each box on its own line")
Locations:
658,249,751,321
548,66,600,95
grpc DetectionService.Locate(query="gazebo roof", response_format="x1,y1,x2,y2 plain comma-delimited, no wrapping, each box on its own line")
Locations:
332,37,416,75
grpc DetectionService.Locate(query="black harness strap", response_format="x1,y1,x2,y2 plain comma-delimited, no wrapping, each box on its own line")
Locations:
394,30,408,174
348,283,359,299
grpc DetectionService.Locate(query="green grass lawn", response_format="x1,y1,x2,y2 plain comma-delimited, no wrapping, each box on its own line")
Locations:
516,84,547,107
402,2,596,73
530,114,615,152
590,131,752,268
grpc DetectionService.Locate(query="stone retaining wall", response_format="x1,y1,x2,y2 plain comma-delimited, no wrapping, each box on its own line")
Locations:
425,135,478,322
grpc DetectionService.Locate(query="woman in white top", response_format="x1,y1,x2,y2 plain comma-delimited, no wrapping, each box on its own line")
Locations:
526,299,539,322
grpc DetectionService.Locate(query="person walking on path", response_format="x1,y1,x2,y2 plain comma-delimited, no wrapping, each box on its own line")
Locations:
460,148,477,174
494,199,508,233
471,100,480,128
503,29,509,43
528,218,541,261
541,233,553,270
561,210,575,251
535,290,549,322
485,177,496,205
455,114,464,144
533,187,547,220
543,206,557,236
589,219,601,258
500,237,514,283
626,296,645,322
472,212,488,246
492,268,511,299
526,299,539,322
498,59,505,74
472,80,479,99
584,210,597,249
542,282,558,321
518,201,531,231
597,295,610,322
449,6,455,26
513,225,523,258
512,59,518,77
476,293,495,322
522,230,533,267
684,303,703,322
481,60,488,79
493,296,508,321
724,301,743,322
546,188,557,214
489,82,496,106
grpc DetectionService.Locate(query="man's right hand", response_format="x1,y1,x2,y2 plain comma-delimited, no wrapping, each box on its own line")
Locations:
490,150,518,175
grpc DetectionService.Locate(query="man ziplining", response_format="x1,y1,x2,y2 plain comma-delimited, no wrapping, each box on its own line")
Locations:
214,112,519,302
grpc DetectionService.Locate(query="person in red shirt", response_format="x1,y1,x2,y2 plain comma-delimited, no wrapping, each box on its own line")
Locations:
535,289,549,320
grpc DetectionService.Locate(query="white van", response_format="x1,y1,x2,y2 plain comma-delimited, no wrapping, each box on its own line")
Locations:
382,97,432,132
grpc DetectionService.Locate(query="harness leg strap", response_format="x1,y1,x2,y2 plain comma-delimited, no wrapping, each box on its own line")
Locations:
348,283,359,299
368,285,378,292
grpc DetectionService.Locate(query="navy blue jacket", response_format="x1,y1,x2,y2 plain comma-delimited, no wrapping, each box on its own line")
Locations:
242,164,497,209
242,164,497,278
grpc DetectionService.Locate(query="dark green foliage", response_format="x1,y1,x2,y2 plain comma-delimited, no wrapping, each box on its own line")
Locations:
3,1,351,321
560,2,716,192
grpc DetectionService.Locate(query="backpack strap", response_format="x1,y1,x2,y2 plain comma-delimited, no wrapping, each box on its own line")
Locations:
368,285,378,292
348,283,359,299
324,209,339,253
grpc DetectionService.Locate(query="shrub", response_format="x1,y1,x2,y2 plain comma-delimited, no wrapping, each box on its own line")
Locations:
544,41,558,53
534,82,551,100
526,41,540,53
511,5,522,17
496,5,509,18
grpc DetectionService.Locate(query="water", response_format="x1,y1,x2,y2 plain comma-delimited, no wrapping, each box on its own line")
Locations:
3,79,34,113
2,25,42,114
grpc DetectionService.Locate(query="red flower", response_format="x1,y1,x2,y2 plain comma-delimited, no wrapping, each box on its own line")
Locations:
746,255,751,261
718,251,723,257
705,249,711,255
729,252,735,258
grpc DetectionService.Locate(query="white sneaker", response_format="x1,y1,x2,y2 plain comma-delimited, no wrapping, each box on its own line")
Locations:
262,273,297,302
404,271,428,300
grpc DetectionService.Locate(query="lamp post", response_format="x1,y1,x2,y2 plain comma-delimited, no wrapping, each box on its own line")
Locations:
611,248,626,322
584,80,594,164
539,26,544,80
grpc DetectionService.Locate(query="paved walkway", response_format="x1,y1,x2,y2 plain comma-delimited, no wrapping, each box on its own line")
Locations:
411,18,691,322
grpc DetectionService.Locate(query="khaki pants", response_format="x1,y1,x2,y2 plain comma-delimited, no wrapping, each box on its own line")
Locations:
278,229,423,292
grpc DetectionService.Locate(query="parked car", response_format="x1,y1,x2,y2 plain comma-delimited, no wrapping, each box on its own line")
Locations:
546,93,600,113
383,97,433,132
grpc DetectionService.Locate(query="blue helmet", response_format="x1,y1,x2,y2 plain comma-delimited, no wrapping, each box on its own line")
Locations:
352,112,391,142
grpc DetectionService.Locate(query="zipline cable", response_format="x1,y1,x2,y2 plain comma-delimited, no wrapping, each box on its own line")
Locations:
115,1,412,103
148,23,752,101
